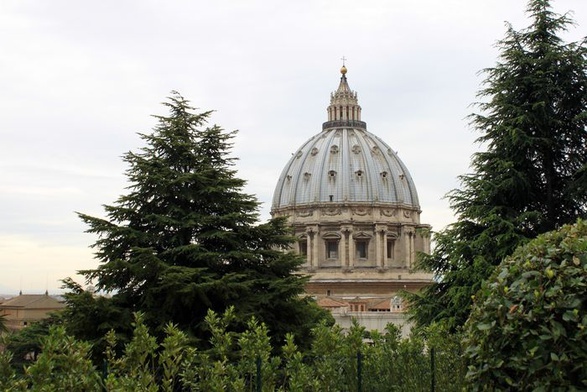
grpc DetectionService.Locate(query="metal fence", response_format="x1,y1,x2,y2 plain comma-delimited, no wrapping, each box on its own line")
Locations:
245,347,466,392
99,345,467,391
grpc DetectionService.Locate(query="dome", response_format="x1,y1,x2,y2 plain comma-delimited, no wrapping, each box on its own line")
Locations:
272,128,420,208
269,66,433,333
272,67,420,210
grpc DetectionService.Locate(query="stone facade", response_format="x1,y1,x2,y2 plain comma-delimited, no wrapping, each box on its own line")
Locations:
0,293,65,331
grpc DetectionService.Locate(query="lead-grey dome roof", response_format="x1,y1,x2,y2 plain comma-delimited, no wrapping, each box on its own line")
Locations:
272,128,420,209
272,67,420,210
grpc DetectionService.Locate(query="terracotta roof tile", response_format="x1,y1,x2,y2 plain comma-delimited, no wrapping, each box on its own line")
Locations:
317,297,348,308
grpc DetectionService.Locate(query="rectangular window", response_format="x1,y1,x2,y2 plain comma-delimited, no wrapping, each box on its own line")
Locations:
326,240,338,259
299,240,308,256
387,240,394,259
356,240,368,259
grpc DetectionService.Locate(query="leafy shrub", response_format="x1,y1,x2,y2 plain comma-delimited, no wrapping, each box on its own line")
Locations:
25,326,100,391
0,308,467,390
466,220,587,390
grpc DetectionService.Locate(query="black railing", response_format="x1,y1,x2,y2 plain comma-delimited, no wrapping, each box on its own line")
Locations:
322,120,367,130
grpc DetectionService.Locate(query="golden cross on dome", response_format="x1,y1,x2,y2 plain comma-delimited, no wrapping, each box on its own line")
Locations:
341,56,347,66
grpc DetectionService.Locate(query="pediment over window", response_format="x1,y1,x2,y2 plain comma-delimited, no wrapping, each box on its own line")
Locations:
322,232,341,239
354,232,372,239
386,231,398,239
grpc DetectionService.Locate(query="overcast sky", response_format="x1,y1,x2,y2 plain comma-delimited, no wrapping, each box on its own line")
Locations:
1,0,587,294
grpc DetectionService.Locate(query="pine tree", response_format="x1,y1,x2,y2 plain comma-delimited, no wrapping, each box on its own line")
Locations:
64,92,326,350
0,314,7,334
408,0,587,330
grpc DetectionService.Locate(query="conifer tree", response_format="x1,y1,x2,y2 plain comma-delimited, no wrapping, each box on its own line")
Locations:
64,92,326,349
0,314,7,334
408,0,587,330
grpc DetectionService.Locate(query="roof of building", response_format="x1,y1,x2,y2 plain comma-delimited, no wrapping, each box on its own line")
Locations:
368,298,392,311
0,294,65,310
272,66,420,210
317,297,348,308
316,296,396,311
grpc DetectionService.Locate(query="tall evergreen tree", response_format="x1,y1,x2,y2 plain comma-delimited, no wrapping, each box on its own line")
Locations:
64,92,327,350
0,314,7,334
408,0,587,330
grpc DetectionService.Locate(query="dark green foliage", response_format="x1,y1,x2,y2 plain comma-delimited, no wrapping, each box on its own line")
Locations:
1,325,101,391
408,0,587,330
0,347,21,391
3,313,62,373
64,92,327,355
0,310,467,391
0,314,7,334
330,321,465,390
61,278,134,361
27,326,101,391
465,220,587,390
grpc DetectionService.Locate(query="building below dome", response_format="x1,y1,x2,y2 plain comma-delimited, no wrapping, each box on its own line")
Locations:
271,66,433,334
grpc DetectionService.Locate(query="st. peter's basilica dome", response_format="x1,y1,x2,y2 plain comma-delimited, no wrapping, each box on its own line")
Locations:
270,66,432,332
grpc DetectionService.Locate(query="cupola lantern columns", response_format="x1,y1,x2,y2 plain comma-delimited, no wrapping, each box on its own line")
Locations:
324,65,366,130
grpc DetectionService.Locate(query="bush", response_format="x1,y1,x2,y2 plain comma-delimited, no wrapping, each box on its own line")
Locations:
0,309,467,390
465,220,587,390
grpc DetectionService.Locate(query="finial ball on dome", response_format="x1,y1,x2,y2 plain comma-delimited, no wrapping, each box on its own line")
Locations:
340,65,347,75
